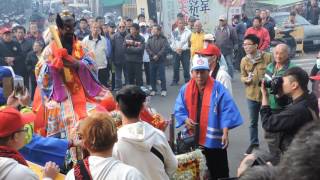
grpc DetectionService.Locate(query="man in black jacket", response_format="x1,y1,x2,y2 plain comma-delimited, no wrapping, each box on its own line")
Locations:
0,28,26,83
124,23,145,86
146,25,168,96
260,67,319,155
112,21,128,91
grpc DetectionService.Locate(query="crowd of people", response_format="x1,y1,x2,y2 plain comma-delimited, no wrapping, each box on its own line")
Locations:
0,1,320,180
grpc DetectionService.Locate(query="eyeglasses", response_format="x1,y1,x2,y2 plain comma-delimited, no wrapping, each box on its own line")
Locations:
119,26,126,28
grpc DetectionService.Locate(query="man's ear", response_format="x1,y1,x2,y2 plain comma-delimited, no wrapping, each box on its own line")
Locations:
291,81,299,91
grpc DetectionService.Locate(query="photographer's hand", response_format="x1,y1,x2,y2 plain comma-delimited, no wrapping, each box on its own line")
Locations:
19,88,30,107
6,92,19,108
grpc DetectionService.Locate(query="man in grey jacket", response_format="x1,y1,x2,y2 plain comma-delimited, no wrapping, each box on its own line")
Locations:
112,21,128,91
124,23,145,86
146,25,169,96
214,15,238,78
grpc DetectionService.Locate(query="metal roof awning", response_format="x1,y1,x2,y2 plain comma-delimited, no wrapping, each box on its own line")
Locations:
101,0,125,7
257,0,303,7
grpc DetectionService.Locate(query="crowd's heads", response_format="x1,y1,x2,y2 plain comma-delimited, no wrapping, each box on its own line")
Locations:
266,9,271,17
138,13,145,22
80,112,117,153
252,16,262,28
197,44,221,70
95,16,105,26
233,14,241,24
197,44,221,57
243,34,260,54
277,121,320,180
125,17,133,28
148,17,157,26
106,22,116,34
90,21,100,36
29,22,39,34
116,85,146,119
139,22,147,33
15,25,26,41
118,21,126,33
219,15,228,26
33,40,44,53
191,55,210,86
152,24,161,36
1,27,12,42
177,19,185,29
177,12,184,20
282,67,309,93
203,33,215,43
260,10,267,19
130,23,140,35
194,20,202,33
188,16,197,28
255,9,261,17
273,44,289,64
0,107,34,150
79,18,88,29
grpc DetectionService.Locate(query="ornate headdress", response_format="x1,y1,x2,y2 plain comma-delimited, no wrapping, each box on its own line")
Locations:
56,10,75,29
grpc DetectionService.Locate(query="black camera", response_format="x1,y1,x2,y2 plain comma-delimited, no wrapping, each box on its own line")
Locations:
261,76,283,95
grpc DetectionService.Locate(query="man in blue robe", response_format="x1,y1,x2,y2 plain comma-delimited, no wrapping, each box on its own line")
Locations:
174,55,243,180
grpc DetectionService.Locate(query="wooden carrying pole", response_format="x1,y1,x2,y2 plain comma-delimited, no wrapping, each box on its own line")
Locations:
49,25,73,82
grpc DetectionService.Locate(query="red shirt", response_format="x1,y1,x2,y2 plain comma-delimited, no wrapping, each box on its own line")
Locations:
245,27,270,51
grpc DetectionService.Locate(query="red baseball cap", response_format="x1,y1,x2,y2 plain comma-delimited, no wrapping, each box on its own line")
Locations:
196,44,221,57
0,107,35,137
0,27,11,34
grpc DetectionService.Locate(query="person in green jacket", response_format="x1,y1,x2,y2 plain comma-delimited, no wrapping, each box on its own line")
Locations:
263,44,296,165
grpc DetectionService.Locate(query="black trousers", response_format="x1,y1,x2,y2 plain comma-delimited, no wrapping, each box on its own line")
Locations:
202,148,229,180
127,62,143,86
98,67,109,87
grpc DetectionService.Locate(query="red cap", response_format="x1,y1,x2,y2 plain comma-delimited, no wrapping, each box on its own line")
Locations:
0,107,35,137
0,27,11,34
310,75,320,80
196,44,221,57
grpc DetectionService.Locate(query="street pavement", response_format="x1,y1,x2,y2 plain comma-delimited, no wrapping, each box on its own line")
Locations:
148,50,318,177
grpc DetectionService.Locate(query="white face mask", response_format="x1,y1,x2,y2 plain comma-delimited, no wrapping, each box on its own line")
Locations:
203,41,209,48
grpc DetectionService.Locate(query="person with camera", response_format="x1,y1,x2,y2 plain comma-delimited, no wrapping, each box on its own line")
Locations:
174,55,243,180
263,44,296,164
240,34,272,155
260,67,319,156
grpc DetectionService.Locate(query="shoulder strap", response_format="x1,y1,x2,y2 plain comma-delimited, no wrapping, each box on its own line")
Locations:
151,146,164,164
74,158,93,180
96,159,119,179
249,62,259,73
308,107,319,121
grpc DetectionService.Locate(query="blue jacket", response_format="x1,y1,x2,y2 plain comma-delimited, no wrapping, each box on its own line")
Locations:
174,81,243,149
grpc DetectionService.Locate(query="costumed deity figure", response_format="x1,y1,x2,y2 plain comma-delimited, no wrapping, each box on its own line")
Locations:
32,10,114,141
32,10,166,142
